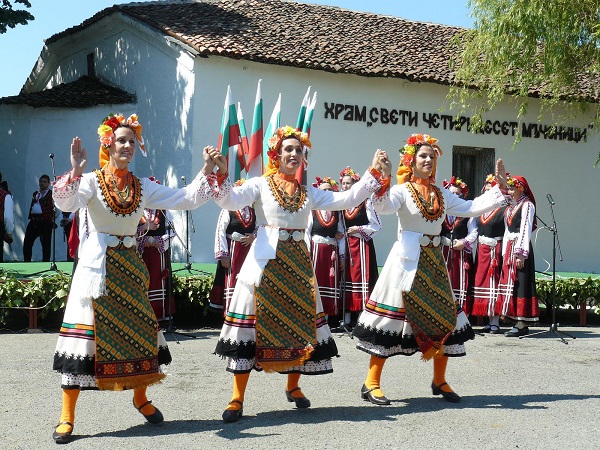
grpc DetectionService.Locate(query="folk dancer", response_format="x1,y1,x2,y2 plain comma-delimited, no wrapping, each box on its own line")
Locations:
353,133,508,405
495,175,539,337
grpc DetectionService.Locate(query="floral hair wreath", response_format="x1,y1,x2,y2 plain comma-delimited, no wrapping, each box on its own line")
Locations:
313,176,339,191
399,133,441,167
339,166,360,183
484,173,498,186
266,126,311,162
443,176,468,195
98,113,146,157
506,174,524,189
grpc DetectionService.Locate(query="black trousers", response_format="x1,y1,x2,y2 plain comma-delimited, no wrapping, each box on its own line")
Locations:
23,220,53,262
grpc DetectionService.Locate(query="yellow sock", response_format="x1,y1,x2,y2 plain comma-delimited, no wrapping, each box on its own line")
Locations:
433,356,453,392
286,373,305,399
56,389,79,434
365,355,387,397
226,372,250,411
133,387,156,416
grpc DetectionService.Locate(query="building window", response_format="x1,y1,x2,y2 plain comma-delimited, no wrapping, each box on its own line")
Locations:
451,146,495,198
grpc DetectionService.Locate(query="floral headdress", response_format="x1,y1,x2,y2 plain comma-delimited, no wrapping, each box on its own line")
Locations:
443,176,468,196
98,113,146,167
397,133,442,184
339,166,360,183
312,176,339,191
263,126,311,176
484,173,497,187
506,174,537,230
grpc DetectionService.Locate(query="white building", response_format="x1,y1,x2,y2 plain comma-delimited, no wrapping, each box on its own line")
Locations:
1,0,598,273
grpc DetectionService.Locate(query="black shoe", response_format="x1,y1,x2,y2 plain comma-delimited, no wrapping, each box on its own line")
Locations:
285,388,311,408
52,421,74,444
504,327,529,337
360,384,391,405
222,400,243,423
489,325,502,334
431,382,461,403
480,325,492,333
133,399,164,424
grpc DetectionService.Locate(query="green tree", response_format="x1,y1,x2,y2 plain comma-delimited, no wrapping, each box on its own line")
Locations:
0,0,34,34
448,0,600,161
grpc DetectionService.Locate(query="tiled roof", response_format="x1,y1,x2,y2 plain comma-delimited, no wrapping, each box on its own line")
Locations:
0,76,135,108
20,0,600,102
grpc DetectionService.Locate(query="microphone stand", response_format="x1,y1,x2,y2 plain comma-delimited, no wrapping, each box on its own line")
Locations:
336,211,353,338
160,211,197,342
520,195,574,344
25,154,59,277
171,176,210,276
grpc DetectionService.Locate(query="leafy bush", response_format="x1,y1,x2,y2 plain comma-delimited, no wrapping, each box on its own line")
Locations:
536,276,600,311
0,271,71,323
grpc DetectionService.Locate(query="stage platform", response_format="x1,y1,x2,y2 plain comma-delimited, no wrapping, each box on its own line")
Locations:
0,261,216,279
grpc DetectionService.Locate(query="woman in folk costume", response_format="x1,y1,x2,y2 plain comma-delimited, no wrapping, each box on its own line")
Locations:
471,175,507,333
495,175,539,337
307,176,345,319
339,166,381,327
440,177,477,314
210,126,390,423
209,179,257,316
137,178,177,322
51,113,219,443
352,133,508,405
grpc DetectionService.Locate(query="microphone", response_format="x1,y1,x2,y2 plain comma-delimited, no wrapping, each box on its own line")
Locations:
547,194,555,205
49,153,54,159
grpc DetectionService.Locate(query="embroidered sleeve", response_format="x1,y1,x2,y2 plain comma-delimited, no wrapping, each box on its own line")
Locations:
214,177,260,211
52,171,89,212
446,184,508,218
372,185,405,215
460,217,478,253
515,201,535,258
356,199,381,240
214,209,230,258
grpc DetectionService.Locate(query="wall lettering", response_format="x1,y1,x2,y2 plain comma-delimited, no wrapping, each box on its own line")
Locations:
323,101,588,143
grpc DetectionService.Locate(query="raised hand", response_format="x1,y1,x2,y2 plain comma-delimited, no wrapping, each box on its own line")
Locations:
202,145,217,175
70,137,88,177
372,149,392,178
495,158,507,188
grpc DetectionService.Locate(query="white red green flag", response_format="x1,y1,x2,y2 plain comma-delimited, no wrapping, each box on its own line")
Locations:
217,85,243,181
237,102,250,175
296,86,311,131
302,91,317,137
246,79,263,178
263,93,281,171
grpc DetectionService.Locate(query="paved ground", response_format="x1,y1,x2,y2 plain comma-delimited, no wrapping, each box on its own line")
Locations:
1,324,599,450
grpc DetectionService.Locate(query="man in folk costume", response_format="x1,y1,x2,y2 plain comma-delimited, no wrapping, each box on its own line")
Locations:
307,176,345,320
137,177,177,323
339,166,381,327
441,176,477,314
51,113,219,443
353,133,508,405
23,174,57,261
471,175,507,333
0,174,15,261
495,175,539,337
209,178,257,317
209,126,390,423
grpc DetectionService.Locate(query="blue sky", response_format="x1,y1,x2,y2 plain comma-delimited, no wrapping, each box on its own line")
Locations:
0,1,473,98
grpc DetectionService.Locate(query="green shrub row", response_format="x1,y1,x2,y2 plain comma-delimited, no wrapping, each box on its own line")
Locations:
1,271,599,326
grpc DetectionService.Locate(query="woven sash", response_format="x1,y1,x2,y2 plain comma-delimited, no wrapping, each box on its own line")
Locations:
94,246,164,390
403,246,456,360
255,240,316,372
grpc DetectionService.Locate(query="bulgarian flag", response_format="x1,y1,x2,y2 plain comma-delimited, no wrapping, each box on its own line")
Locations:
302,91,317,137
263,93,281,171
296,86,311,131
246,79,263,178
237,102,250,169
217,85,243,181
